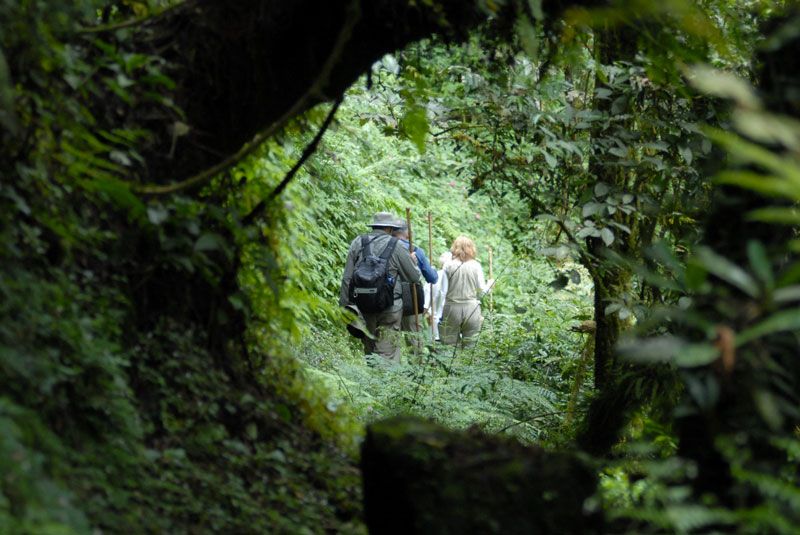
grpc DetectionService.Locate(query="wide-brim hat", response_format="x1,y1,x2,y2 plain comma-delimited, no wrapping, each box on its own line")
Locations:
392,217,408,231
369,211,402,228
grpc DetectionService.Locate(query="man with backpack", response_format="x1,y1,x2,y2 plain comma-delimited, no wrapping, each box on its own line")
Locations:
340,212,422,362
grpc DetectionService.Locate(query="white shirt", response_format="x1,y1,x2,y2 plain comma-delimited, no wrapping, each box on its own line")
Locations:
424,267,447,319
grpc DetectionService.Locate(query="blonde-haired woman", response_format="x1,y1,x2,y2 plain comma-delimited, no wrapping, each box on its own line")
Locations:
440,236,493,347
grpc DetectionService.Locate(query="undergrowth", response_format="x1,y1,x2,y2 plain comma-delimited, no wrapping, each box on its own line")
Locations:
295,255,593,446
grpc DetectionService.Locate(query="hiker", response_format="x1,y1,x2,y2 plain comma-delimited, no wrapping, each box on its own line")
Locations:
426,251,451,342
440,236,493,348
392,221,438,350
340,212,422,362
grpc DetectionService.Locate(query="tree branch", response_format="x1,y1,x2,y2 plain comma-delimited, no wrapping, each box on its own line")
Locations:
241,95,344,226
135,0,361,196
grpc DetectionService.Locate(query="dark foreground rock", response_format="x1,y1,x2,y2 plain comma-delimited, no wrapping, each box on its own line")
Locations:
362,416,602,534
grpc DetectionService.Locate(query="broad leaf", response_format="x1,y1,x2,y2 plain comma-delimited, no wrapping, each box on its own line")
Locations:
736,308,800,346
600,227,614,246
747,240,773,290
400,104,429,153
694,247,760,298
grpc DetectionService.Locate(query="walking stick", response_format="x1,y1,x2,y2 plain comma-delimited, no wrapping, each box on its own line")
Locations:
427,211,434,342
488,246,494,313
406,208,421,337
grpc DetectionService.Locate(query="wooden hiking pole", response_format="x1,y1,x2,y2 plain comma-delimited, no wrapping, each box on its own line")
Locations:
406,208,421,335
488,246,494,313
427,211,434,342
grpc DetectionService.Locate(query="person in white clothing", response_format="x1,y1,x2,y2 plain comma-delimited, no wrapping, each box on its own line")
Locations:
440,236,493,347
425,251,451,342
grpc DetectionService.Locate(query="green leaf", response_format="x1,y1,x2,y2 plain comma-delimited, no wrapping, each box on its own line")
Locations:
678,145,693,165
245,422,258,440
594,182,610,197
600,227,614,246
684,261,709,291
539,245,572,260
608,147,628,158
736,308,800,346
707,128,800,185
576,226,600,239
664,505,734,532
753,389,784,430
733,109,800,150
147,205,169,225
194,233,226,253
515,14,539,58
618,335,683,364
715,171,800,200
685,64,760,109
80,177,145,218
595,87,612,100
400,104,429,153
747,207,800,225
747,241,773,290
773,285,800,304
543,150,557,168
581,202,604,217
694,247,760,298
674,344,719,368
609,221,632,234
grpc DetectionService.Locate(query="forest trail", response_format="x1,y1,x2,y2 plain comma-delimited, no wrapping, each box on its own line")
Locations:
3,2,799,533
276,88,595,444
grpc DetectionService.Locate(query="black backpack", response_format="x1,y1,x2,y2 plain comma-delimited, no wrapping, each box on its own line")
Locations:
349,235,398,313
401,282,425,316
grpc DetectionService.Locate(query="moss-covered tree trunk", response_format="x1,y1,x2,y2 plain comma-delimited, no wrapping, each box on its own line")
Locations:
573,26,641,454
587,241,630,390
361,416,602,534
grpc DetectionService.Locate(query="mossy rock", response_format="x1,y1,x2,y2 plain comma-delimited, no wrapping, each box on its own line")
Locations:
362,416,602,534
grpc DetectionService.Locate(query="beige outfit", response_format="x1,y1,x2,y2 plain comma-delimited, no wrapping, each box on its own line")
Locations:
440,259,490,347
340,231,421,362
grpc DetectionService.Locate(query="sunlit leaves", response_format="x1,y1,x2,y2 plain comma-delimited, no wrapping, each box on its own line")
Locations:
685,64,760,109
400,104,429,153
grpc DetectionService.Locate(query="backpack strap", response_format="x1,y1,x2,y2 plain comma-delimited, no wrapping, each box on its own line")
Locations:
359,234,383,257
360,235,372,257
379,237,398,260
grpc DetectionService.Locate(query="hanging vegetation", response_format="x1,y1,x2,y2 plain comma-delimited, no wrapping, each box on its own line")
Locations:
1,0,798,533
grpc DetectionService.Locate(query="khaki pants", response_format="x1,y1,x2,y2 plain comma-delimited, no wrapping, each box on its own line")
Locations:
363,308,403,363
440,302,483,347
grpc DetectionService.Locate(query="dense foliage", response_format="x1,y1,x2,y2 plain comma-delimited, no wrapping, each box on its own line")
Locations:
0,2,363,532
2,0,799,533
238,78,595,444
